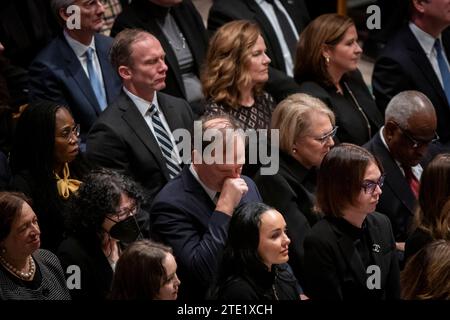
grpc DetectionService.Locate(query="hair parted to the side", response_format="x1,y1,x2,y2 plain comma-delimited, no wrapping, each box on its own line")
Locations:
110,239,174,300
294,14,354,86
272,93,335,153
401,240,450,300
316,143,383,217
201,20,264,109
51,0,76,26
0,192,32,243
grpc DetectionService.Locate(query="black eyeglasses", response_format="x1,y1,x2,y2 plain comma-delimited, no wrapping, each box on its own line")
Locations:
57,124,80,142
393,122,439,149
312,126,338,144
110,202,139,221
361,174,385,195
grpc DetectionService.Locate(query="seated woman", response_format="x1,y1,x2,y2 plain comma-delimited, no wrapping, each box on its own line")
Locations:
405,154,450,263
0,192,70,300
304,143,400,300
202,20,275,131
110,239,180,300
254,93,335,284
57,169,147,300
401,240,450,300
10,100,89,251
209,202,301,300
294,14,383,145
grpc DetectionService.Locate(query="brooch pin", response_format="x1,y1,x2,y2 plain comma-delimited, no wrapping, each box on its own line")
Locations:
372,244,381,253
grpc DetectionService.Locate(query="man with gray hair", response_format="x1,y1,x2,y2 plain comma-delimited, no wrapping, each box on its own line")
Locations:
364,90,438,254
28,0,122,142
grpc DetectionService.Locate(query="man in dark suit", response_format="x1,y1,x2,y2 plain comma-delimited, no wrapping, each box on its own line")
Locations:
111,0,208,117
28,0,122,141
372,0,450,146
87,29,194,204
364,91,438,251
151,115,262,300
207,0,310,102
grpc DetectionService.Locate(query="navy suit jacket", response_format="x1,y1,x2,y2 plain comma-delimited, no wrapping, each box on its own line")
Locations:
86,91,194,204
150,167,262,300
207,0,310,102
29,33,122,138
373,26,450,143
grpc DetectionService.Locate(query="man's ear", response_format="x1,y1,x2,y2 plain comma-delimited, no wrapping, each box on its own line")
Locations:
118,65,131,81
411,0,426,14
59,7,70,23
384,120,397,141
321,44,332,61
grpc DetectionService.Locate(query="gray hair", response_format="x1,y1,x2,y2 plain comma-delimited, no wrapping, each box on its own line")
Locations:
385,91,435,128
51,0,76,25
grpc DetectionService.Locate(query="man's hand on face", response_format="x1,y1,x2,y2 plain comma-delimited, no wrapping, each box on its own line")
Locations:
215,177,248,216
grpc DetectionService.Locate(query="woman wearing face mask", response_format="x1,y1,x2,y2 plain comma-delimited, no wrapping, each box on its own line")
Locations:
110,240,181,300
209,202,301,300
57,169,147,300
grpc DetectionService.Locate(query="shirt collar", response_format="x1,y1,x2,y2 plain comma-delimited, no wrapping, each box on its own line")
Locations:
189,164,217,202
123,87,159,117
64,30,96,58
409,22,442,57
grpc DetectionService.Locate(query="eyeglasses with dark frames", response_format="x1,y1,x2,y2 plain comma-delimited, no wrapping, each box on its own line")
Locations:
57,124,80,142
108,202,139,221
312,126,338,144
361,174,385,195
393,122,439,149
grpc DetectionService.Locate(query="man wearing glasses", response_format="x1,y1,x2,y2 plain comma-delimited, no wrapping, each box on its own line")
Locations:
364,90,438,261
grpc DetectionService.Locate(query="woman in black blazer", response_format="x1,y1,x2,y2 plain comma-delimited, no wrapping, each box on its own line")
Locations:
254,93,335,284
294,14,383,145
304,144,400,300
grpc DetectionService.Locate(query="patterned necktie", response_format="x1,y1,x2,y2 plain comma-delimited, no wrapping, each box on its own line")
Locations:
85,47,107,110
434,39,450,106
265,0,297,58
148,104,181,179
402,165,419,199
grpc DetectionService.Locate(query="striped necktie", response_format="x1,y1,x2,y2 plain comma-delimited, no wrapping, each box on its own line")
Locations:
148,104,181,179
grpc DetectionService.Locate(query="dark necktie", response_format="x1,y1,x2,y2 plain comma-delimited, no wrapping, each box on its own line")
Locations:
265,0,297,58
148,104,181,179
402,165,419,199
434,39,450,106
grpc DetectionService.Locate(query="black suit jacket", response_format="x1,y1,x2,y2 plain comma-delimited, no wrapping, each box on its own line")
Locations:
303,213,400,300
150,166,262,300
253,151,319,285
111,0,208,116
363,132,417,241
86,91,194,204
298,70,383,145
207,0,310,102
29,33,122,138
373,25,450,143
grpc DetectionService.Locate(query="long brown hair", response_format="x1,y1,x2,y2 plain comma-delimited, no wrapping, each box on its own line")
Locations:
414,154,450,239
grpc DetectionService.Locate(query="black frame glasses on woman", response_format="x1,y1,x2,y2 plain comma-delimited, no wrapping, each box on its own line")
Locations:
361,174,385,195
109,202,139,221
313,126,338,144
392,122,439,149
57,124,80,142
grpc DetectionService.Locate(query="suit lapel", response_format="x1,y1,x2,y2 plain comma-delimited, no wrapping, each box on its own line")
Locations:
119,92,170,180
95,34,119,104
60,35,102,114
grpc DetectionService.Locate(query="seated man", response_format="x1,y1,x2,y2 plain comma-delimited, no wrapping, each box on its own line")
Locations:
29,0,122,141
364,91,438,252
150,115,262,300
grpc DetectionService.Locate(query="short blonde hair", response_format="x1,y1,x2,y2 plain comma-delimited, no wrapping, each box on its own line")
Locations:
271,93,335,153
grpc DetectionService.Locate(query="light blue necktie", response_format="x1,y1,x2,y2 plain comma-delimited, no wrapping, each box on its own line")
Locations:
434,39,450,106
86,47,107,110
148,104,182,179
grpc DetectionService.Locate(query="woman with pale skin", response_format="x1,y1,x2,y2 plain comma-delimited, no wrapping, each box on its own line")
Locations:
110,239,181,300
202,20,275,131
209,202,303,300
0,192,71,300
255,93,336,285
294,14,383,145
303,144,400,300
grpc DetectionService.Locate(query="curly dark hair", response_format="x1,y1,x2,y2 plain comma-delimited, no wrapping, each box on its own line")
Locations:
64,169,146,244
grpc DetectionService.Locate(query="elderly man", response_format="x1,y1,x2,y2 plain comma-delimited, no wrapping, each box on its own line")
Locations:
150,114,262,300
364,91,438,252
87,29,194,204
29,0,122,141
373,0,450,147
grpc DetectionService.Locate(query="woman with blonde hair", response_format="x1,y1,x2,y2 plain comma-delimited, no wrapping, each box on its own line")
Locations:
254,93,335,284
294,14,383,145
202,20,275,131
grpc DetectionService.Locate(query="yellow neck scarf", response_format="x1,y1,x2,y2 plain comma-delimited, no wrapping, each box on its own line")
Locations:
55,163,82,199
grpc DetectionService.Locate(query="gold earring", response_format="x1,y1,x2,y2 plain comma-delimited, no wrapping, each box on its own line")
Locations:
325,56,330,64
292,148,297,154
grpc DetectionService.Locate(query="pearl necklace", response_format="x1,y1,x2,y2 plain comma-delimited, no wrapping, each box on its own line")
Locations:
0,254,35,281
